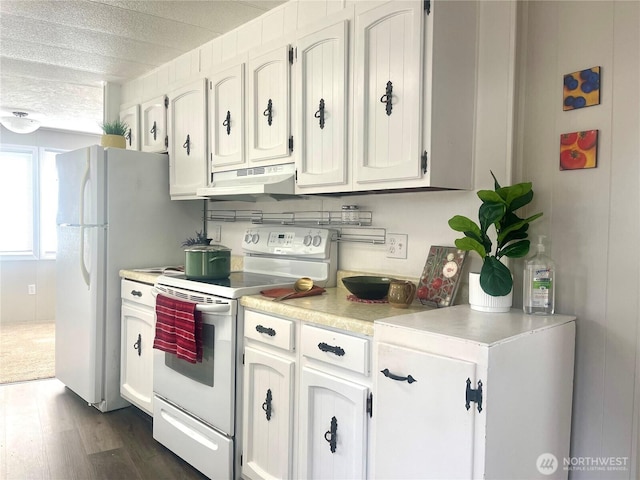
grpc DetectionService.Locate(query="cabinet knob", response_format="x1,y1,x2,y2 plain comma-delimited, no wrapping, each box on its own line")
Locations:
263,99,273,126
182,134,191,155
261,388,273,421
222,110,231,135
133,333,141,356
314,98,325,129
379,81,393,116
324,416,338,453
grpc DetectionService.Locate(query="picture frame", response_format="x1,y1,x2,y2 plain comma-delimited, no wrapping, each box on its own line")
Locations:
417,246,467,308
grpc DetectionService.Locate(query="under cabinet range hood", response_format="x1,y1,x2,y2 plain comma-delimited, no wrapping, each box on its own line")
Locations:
197,163,297,201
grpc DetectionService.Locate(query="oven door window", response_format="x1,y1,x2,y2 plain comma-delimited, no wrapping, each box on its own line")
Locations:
163,323,214,387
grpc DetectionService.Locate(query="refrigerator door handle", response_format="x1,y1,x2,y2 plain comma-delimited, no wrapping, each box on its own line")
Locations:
79,152,91,288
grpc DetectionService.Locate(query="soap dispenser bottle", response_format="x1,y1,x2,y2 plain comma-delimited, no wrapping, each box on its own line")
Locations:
523,235,555,315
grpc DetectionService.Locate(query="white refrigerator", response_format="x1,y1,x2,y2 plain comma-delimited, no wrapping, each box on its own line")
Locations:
55,145,202,412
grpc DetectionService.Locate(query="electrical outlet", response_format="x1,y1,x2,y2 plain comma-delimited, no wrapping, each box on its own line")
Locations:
386,233,408,259
28,284,36,295
211,225,222,243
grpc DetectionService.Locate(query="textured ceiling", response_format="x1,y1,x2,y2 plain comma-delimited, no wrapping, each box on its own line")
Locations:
0,0,285,134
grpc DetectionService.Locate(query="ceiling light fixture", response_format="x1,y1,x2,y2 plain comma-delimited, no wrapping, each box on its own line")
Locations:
0,111,41,134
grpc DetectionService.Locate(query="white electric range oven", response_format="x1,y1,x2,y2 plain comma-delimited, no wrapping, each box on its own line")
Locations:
152,226,337,479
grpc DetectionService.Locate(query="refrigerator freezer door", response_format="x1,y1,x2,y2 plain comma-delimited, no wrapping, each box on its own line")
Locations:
55,223,106,404
56,146,106,226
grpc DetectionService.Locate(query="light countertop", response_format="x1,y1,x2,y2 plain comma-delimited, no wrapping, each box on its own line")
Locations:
119,269,164,285
121,266,433,336
241,286,431,336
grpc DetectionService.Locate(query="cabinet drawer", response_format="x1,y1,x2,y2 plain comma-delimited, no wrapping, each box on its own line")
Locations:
121,279,155,308
301,324,370,375
245,310,295,352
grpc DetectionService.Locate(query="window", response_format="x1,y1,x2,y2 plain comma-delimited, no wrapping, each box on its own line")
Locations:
0,145,63,259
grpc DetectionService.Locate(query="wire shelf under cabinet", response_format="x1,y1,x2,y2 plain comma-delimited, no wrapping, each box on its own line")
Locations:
206,210,373,227
206,210,384,244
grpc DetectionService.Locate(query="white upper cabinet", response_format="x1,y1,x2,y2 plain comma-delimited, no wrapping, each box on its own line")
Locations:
119,105,140,151
208,63,245,172
353,1,424,188
140,95,167,153
353,0,478,192
247,44,292,164
168,78,208,199
295,19,349,192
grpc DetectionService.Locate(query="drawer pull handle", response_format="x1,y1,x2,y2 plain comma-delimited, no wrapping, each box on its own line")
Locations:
133,333,141,356
262,388,272,420
131,290,142,297
380,368,417,384
318,342,345,357
255,324,276,337
324,416,338,453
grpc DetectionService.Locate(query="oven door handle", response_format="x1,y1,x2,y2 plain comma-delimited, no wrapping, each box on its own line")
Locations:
196,303,232,314
152,288,232,314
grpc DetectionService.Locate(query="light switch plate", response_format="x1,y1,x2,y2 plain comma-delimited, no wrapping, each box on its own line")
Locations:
386,233,408,259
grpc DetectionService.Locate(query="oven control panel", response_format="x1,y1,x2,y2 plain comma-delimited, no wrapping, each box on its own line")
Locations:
242,226,335,258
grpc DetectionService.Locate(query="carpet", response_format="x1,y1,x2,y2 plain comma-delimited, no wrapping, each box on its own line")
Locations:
0,321,55,384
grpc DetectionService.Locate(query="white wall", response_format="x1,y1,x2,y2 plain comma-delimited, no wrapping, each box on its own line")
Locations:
119,0,640,477
517,1,639,478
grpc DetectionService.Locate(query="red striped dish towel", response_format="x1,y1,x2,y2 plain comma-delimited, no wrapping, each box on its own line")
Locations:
153,294,202,363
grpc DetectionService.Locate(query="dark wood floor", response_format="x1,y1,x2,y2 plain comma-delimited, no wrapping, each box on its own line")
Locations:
0,378,208,480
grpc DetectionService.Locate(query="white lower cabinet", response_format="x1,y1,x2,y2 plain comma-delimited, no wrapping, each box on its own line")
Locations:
242,346,295,480
372,306,576,480
242,310,372,480
120,279,155,415
242,311,296,480
299,367,368,479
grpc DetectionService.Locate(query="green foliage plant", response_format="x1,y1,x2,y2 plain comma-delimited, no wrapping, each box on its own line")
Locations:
448,171,543,297
182,230,211,247
99,119,129,136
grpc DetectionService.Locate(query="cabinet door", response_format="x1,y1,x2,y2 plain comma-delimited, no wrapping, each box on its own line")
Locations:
299,367,368,480
353,1,424,187
120,303,154,415
373,342,477,479
141,95,167,153
295,20,348,190
119,105,140,151
209,64,245,171
168,78,208,199
242,346,295,480
247,45,291,163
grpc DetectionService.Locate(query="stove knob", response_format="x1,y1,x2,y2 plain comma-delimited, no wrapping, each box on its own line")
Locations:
303,235,312,246
312,235,322,247
252,233,260,244
244,233,253,244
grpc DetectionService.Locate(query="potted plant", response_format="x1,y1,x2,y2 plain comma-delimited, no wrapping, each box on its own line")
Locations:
99,119,129,148
448,171,542,311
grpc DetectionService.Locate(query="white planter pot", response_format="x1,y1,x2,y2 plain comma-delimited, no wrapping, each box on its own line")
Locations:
468,272,512,313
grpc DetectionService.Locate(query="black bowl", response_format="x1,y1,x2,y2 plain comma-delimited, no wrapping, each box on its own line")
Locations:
342,276,396,300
